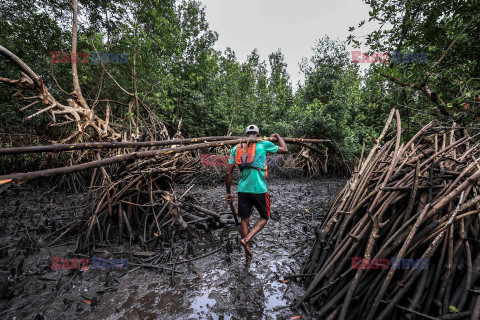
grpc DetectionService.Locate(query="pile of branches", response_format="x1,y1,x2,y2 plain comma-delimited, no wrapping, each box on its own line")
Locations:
297,109,480,320
288,145,328,177
77,143,198,252
49,136,237,253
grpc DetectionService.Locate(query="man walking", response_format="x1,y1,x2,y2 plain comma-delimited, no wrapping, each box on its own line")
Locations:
225,125,288,262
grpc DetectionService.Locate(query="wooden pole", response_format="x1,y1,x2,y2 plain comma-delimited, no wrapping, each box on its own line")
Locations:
0,136,239,155
0,136,330,185
0,137,330,155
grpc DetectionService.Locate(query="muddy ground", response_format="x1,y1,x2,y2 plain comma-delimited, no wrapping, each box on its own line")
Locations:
0,177,345,320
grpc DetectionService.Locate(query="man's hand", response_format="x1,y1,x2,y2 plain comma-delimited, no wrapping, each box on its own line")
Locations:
271,133,288,154
226,193,234,204
270,133,280,139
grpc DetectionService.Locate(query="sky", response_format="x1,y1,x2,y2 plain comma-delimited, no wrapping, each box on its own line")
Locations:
197,0,377,86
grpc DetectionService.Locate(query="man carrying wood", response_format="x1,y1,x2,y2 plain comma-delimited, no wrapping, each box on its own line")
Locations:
225,125,288,262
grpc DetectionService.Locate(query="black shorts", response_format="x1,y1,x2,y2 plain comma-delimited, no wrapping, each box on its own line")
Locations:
237,192,271,220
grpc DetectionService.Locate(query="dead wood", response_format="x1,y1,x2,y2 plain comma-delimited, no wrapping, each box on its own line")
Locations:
297,108,480,320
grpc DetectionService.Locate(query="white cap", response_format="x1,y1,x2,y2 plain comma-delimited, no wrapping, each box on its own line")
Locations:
246,124,259,134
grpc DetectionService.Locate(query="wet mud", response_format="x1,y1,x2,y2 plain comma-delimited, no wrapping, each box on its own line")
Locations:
0,177,345,319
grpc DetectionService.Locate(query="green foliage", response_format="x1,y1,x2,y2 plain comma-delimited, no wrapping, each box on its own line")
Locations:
351,0,480,121
449,305,459,313
293,37,384,164
1,0,478,173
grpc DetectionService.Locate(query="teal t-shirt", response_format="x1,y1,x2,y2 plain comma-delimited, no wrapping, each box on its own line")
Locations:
229,140,279,194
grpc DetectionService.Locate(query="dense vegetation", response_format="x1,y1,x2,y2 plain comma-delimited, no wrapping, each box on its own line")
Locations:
0,0,479,167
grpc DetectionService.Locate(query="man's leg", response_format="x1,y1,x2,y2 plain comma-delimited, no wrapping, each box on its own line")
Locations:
240,217,250,238
240,218,252,262
243,218,267,243
241,193,270,244
237,193,253,261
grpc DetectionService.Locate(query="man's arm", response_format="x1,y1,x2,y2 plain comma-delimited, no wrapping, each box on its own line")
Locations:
225,163,235,203
271,133,288,154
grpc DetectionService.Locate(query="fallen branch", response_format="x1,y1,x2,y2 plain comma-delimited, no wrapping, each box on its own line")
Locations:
0,136,330,185
0,137,330,155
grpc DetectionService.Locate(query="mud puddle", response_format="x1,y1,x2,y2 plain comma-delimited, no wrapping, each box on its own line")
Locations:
0,177,345,319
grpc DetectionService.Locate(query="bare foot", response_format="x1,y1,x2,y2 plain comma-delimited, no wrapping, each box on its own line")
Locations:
240,238,253,256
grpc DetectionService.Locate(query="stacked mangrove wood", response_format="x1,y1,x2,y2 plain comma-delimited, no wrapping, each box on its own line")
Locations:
298,109,480,320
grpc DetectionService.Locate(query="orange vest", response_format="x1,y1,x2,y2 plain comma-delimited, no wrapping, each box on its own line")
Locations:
235,143,268,178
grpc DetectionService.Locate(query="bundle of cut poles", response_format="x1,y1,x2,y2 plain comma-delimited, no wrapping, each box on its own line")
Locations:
297,109,480,320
